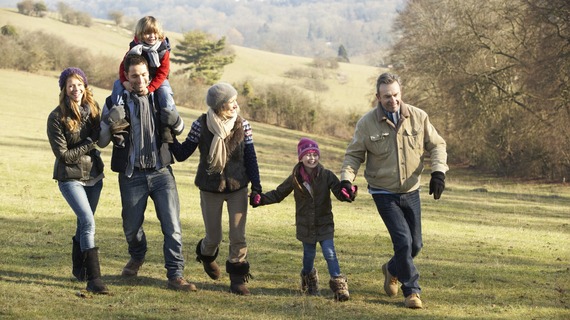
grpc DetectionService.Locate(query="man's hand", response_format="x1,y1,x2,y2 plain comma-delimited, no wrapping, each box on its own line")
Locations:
429,171,446,200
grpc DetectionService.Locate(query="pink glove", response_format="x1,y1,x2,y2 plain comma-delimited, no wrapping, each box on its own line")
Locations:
341,185,358,201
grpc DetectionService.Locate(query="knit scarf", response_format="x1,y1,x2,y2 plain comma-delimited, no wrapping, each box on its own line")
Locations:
206,108,237,174
131,93,156,168
299,164,317,184
128,40,161,67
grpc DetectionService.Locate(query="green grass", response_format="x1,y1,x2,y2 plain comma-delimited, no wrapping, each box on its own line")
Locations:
1,66,569,319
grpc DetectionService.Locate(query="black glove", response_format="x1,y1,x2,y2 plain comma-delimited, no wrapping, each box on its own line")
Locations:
340,180,355,201
104,105,126,125
429,171,446,200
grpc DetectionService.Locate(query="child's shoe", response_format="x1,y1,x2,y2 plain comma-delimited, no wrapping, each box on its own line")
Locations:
301,268,319,296
329,275,350,301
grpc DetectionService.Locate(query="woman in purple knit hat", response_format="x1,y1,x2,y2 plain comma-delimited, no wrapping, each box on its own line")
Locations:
46,67,109,294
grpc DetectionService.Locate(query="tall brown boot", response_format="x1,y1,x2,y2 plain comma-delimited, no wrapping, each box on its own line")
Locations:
195,239,220,280
226,261,251,296
329,275,350,302
72,237,86,281
84,247,109,294
300,268,319,295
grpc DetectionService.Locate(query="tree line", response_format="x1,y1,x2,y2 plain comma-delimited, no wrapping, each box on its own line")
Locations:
389,0,569,181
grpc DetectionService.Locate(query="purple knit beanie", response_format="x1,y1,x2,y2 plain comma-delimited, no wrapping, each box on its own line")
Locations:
58,67,88,90
297,137,320,160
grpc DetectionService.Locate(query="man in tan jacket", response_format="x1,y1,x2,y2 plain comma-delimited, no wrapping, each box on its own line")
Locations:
340,72,448,309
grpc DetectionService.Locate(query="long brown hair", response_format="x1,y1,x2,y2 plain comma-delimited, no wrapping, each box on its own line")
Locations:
58,73,99,132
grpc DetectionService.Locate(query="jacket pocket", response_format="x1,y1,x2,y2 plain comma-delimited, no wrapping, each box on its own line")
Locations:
403,128,422,151
366,132,391,157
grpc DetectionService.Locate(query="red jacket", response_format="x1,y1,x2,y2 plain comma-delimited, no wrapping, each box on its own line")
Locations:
119,37,171,93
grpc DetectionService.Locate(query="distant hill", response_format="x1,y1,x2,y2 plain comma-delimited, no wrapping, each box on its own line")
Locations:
0,0,406,64
0,7,382,114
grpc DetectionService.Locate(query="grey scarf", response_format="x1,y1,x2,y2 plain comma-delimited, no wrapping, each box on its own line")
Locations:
131,93,157,168
128,41,161,68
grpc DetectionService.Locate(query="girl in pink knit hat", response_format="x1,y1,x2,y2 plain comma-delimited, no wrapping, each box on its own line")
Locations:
251,137,357,301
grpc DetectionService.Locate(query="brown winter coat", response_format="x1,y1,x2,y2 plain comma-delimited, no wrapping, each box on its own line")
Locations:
260,163,346,243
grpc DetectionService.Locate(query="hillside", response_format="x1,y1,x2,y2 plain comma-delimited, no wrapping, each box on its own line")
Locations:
1,64,569,320
0,0,406,62
0,8,381,114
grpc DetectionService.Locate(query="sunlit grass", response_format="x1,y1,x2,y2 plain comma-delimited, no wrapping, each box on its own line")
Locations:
1,60,569,320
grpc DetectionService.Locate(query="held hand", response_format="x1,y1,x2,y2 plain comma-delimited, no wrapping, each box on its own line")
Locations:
429,171,446,200
104,105,126,125
340,180,356,202
249,191,262,208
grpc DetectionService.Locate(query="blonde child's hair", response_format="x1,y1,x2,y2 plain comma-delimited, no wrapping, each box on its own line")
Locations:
134,16,165,42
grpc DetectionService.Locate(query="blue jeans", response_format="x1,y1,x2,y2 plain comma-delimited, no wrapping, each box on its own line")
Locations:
58,179,103,251
111,79,176,124
302,238,342,277
372,189,422,297
118,166,184,280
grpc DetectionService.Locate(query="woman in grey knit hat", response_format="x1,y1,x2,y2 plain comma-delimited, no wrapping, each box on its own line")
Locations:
170,82,263,295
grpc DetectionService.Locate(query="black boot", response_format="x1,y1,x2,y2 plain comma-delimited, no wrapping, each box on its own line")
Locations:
195,239,220,280
226,261,251,296
72,237,86,281
84,248,109,294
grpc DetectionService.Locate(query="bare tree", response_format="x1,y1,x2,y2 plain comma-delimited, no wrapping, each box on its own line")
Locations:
389,0,570,180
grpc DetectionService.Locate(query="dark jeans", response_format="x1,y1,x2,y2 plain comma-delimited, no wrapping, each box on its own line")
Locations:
372,189,422,296
118,166,184,280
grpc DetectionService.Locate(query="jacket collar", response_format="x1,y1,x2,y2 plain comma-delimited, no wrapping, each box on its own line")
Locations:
375,101,410,122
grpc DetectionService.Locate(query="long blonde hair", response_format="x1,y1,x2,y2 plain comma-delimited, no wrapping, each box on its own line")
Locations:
58,73,99,132
134,16,165,42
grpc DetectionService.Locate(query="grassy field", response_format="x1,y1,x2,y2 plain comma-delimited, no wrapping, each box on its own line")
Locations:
1,65,569,319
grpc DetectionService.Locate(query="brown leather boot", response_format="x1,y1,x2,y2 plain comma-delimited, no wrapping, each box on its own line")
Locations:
382,262,399,297
195,239,220,280
226,261,251,295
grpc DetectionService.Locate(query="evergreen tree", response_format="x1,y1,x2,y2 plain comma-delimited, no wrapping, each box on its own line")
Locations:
337,44,349,63
171,30,235,85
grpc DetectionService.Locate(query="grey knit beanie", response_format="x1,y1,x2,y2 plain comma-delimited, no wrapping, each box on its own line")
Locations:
58,67,88,90
206,82,237,111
